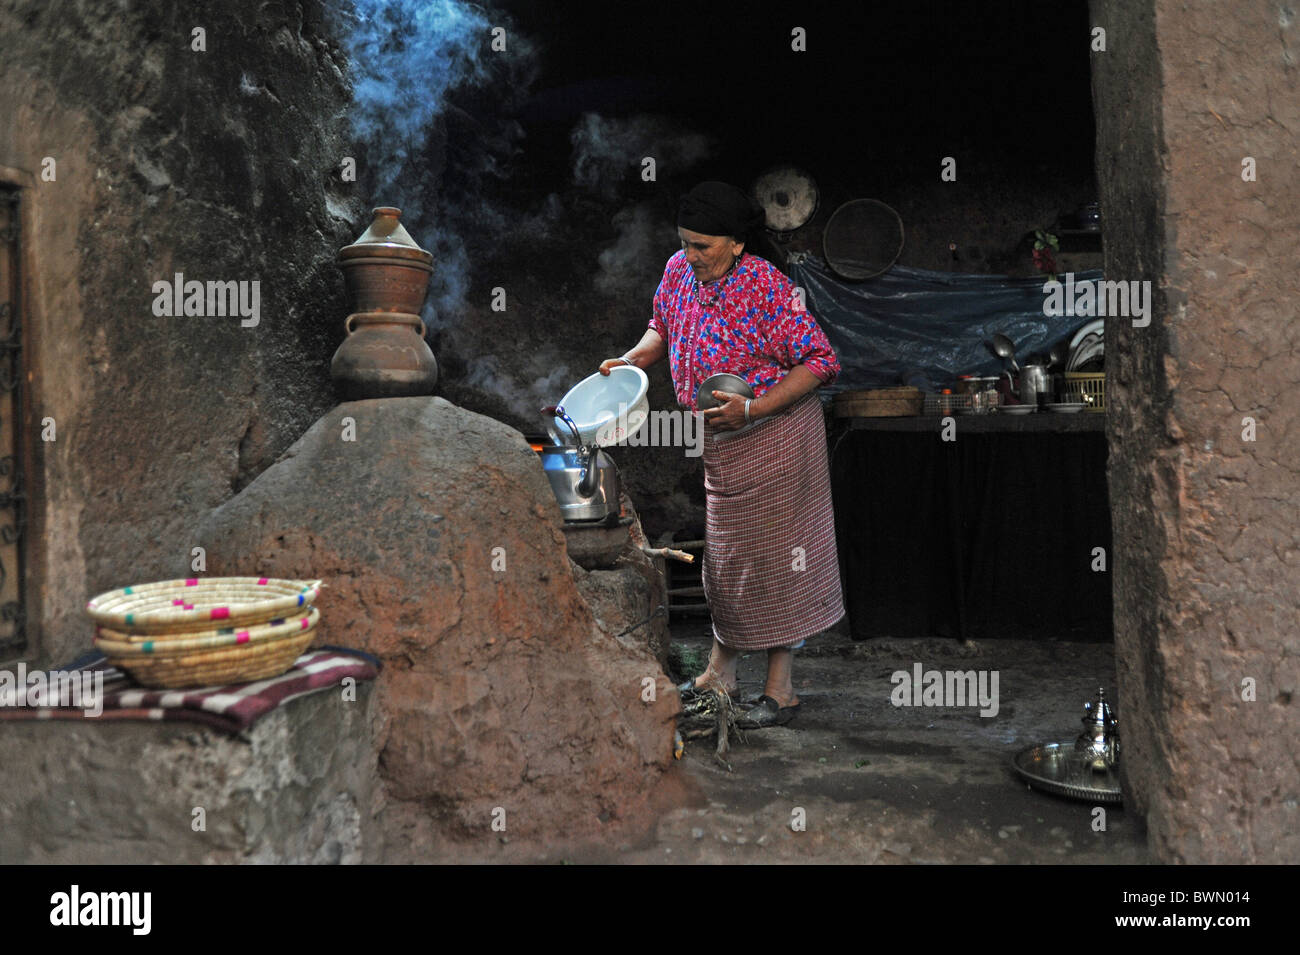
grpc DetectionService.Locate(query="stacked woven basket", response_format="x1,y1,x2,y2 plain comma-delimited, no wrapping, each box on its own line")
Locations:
86,577,324,689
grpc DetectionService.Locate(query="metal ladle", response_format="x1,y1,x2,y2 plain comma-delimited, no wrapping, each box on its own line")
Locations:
992,333,1020,373
991,333,1020,399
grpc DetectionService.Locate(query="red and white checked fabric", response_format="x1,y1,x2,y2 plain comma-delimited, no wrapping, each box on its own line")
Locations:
0,648,379,735
702,393,845,650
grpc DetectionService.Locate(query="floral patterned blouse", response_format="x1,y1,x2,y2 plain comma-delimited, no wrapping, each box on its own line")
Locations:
649,251,840,411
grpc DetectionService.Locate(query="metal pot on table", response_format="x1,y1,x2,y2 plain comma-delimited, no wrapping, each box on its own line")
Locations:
1019,363,1052,408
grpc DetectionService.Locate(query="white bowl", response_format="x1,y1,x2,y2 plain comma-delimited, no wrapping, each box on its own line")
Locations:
554,365,649,446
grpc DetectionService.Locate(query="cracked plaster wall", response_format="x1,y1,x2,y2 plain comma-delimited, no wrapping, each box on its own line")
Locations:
1092,0,1299,862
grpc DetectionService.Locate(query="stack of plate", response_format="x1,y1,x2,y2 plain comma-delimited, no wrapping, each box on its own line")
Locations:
86,577,324,688
1066,319,1105,372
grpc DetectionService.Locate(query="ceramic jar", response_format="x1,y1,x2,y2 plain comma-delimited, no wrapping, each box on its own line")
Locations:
330,207,438,398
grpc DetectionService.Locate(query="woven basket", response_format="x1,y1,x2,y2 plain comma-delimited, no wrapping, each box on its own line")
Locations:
832,387,924,418
102,625,319,689
1062,372,1106,412
94,607,319,656
86,577,323,635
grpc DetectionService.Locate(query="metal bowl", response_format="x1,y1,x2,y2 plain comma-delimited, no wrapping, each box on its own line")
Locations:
696,373,754,410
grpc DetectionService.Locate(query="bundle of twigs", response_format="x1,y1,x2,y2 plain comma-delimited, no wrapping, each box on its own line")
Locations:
677,685,746,771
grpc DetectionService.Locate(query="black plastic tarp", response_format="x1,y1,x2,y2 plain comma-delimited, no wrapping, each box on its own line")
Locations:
787,252,1104,392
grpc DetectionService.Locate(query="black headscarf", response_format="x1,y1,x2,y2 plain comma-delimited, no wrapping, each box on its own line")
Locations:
676,180,788,275
677,181,765,238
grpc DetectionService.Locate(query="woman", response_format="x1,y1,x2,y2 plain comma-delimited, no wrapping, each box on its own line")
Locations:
599,181,844,728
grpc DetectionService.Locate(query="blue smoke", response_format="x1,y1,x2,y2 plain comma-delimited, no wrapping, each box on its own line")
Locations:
331,0,537,316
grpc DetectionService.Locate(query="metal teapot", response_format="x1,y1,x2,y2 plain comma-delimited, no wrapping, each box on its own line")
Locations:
1074,687,1120,772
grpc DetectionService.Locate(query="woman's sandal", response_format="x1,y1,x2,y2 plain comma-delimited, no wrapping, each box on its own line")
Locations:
676,677,739,702
736,695,799,729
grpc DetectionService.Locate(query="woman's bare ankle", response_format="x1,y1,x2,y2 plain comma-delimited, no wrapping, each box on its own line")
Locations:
695,668,738,693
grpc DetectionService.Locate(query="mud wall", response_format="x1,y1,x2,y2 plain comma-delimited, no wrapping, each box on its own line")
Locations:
0,0,358,664
1092,0,1299,862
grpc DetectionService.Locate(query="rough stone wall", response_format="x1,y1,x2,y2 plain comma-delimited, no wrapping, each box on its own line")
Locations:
571,554,671,668
0,0,359,665
1092,0,1299,862
0,683,382,864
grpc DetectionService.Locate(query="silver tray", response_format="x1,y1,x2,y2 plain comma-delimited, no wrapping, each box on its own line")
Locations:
1013,741,1123,803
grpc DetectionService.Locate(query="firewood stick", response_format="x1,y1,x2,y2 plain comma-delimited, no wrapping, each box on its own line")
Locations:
639,544,695,563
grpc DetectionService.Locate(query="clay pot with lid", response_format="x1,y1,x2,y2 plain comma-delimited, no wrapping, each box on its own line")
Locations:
330,207,438,398
337,206,434,315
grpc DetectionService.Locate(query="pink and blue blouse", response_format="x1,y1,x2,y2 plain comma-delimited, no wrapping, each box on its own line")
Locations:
649,251,840,410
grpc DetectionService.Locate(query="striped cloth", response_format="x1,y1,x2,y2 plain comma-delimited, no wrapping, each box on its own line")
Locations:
0,647,380,735
702,393,845,650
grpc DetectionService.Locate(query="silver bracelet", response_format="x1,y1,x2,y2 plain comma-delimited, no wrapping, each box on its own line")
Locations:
743,398,752,424
619,355,636,368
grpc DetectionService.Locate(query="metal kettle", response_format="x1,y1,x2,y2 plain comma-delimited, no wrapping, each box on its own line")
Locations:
538,405,622,523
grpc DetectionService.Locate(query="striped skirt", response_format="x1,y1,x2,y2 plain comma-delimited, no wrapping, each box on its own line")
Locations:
702,393,845,650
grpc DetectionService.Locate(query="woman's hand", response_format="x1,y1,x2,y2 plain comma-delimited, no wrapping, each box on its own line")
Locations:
600,330,667,375
702,391,748,431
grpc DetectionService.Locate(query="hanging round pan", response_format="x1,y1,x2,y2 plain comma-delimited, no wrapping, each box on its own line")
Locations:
751,166,819,237
823,198,905,280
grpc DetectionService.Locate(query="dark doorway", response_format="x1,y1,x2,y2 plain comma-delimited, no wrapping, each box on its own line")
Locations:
0,187,28,658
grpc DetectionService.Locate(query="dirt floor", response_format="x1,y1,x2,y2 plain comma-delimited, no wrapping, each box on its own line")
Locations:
586,620,1149,864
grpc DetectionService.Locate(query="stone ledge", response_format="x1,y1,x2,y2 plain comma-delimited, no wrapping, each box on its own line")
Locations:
0,682,381,864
